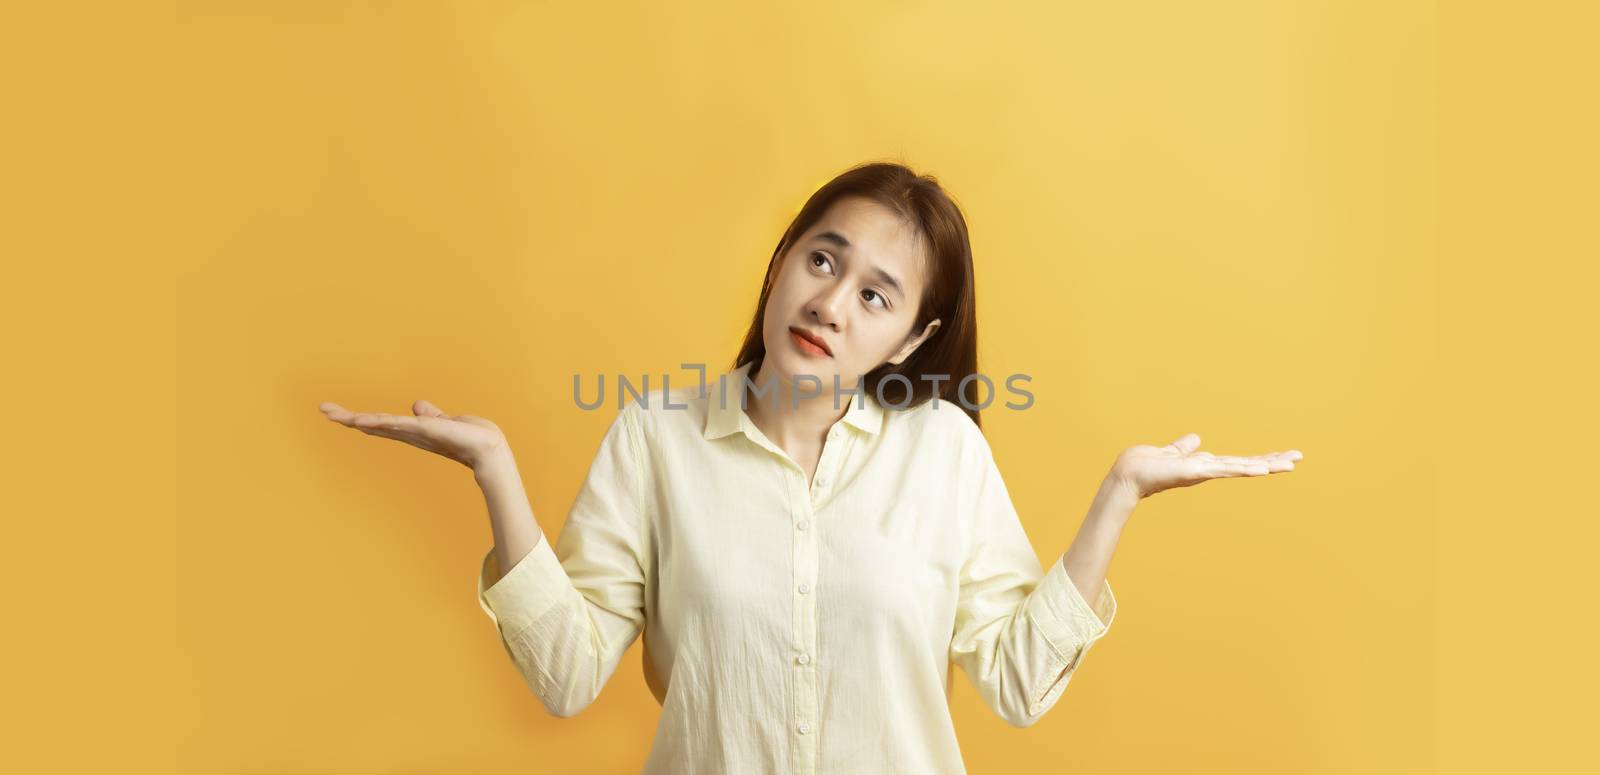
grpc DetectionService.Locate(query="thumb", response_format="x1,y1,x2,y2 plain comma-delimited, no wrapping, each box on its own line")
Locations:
1166,432,1201,455
413,399,451,419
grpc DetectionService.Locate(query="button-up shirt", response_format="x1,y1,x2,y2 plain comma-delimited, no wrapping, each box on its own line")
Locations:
476,361,1117,774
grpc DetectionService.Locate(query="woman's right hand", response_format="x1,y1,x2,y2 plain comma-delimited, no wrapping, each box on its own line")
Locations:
319,399,509,471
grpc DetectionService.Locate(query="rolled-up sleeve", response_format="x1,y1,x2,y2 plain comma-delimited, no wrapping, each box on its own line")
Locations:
475,401,649,718
947,431,1117,728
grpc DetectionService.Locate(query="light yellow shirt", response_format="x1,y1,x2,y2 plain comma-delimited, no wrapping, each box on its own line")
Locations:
476,361,1116,774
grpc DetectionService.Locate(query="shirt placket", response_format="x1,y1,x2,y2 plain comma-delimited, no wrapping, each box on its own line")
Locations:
790,422,847,774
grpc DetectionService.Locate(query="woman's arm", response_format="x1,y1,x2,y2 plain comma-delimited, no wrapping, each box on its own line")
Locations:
473,447,547,587
1060,474,1138,613
322,397,651,718
947,427,1121,728
472,403,651,718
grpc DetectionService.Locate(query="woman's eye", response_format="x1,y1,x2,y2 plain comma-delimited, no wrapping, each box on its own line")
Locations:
810,250,885,309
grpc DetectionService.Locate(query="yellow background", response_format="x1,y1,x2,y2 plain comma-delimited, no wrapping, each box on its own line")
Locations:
4,1,1593,772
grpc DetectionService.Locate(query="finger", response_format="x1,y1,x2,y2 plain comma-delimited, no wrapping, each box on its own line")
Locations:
1267,451,1301,469
355,413,431,437
327,408,370,427
1210,454,1255,464
1210,454,1292,470
320,402,359,423
1258,450,1303,461
356,424,410,443
356,424,444,454
1166,433,1202,456
365,432,446,458
1252,449,1305,462
1254,451,1301,470
1209,461,1270,478
414,399,450,418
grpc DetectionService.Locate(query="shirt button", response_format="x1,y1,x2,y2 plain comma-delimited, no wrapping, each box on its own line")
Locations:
814,476,828,488
797,582,810,594
829,427,842,440
796,520,810,531
798,722,812,735
797,653,811,665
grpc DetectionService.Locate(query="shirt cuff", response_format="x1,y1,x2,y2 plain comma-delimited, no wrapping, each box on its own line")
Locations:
1025,552,1117,669
476,536,571,638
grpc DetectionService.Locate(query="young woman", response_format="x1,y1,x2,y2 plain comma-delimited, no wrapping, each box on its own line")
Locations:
320,161,1302,773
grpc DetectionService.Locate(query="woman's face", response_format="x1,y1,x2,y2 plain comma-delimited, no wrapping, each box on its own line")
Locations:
759,195,942,394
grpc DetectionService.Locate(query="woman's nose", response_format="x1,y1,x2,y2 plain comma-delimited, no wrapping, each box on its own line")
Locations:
807,285,849,328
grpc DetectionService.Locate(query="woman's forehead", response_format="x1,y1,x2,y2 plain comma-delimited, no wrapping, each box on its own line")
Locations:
803,198,929,284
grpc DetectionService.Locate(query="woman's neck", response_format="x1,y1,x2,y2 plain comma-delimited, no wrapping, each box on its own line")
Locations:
744,360,850,451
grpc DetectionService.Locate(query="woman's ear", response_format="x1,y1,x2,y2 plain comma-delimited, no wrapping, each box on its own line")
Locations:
886,318,941,366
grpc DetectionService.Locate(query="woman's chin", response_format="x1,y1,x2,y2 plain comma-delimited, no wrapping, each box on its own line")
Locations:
764,349,834,386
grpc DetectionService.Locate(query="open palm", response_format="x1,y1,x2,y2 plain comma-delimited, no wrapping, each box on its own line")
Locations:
1114,432,1302,499
319,399,508,470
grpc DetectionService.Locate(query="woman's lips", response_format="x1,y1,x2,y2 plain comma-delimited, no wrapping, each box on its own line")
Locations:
789,328,832,357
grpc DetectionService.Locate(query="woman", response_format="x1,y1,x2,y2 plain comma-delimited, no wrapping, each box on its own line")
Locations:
320,161,1302,773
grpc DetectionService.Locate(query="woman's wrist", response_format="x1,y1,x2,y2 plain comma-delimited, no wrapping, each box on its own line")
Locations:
1090,469,1141,529
472,445,520,487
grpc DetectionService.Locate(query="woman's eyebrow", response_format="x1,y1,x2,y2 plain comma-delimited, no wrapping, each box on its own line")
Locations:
816,230,852,249
868,265,905,299
815,231,904,299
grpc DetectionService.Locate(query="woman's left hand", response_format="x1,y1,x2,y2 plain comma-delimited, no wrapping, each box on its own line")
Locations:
1111,432,1302,500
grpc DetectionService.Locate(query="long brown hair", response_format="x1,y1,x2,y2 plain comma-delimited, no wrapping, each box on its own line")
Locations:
732,160,983,428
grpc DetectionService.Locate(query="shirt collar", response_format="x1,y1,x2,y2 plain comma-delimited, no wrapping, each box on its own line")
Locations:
703,361,885,440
